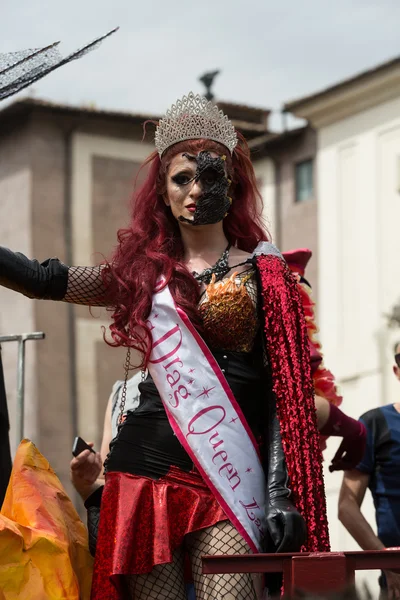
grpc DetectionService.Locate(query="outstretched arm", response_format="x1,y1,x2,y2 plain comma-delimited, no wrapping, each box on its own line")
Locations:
0,246,111,306
64,265,109,306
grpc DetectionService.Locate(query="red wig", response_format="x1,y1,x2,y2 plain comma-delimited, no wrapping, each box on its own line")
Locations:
103,133,269,367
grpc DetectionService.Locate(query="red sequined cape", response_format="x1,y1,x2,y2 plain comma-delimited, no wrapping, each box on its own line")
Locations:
255,254,330,552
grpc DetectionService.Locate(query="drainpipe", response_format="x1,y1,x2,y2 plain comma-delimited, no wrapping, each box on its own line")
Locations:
63,128,79,447
272,108,287,248
274,160,283,249
281,109,288,133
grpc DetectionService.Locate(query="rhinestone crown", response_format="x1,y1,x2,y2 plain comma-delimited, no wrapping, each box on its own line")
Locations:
155,92,238,157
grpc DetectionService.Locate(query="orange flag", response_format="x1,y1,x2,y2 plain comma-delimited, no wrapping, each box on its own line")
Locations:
0,440,93,599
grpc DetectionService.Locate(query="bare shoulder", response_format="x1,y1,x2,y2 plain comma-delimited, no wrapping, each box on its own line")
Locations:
229,248,252,263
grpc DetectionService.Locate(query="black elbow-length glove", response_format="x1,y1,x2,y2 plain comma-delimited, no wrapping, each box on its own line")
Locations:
0,246,68,300
265,396,307,553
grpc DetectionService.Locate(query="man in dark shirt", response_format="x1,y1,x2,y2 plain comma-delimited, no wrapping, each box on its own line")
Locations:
339,342,400,599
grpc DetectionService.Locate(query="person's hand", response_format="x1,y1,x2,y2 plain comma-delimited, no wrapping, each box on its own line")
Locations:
329,421,367,472
266,498,307,553
383,569,400,600
70,442,102,500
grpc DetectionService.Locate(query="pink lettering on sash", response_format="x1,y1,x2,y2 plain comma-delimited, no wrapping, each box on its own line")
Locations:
146,283,267,552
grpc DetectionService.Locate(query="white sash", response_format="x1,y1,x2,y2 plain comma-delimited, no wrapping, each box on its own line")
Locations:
147,282,267,552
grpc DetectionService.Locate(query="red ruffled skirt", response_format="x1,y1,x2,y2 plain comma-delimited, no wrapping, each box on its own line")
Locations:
90,467,227,600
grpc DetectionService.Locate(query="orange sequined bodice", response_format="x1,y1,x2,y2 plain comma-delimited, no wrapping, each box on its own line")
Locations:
198,269,259,353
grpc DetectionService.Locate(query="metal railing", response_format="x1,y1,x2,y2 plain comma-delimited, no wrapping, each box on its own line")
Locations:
202,549,400,595
0,333,45,440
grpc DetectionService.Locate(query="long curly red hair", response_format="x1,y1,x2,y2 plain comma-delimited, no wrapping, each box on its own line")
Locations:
103,133,269,367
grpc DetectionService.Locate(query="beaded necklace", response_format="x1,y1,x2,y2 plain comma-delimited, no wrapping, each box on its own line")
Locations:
192,243,231,285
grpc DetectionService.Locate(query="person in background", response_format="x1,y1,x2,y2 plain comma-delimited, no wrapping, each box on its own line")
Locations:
70,372,142,503
339,342,400,600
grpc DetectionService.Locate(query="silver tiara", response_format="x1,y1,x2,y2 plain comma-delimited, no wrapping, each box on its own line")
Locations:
155,92,238,157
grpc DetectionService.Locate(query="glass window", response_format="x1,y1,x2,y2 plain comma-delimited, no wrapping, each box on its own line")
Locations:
295,159,314,203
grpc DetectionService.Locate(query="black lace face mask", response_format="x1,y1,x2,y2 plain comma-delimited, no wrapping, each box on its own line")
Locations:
177,151,231,226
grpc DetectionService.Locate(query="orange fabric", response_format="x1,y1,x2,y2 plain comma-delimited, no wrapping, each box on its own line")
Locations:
0,440,92,600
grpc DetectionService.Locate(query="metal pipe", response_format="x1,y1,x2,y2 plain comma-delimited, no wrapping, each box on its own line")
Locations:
16,338,26,441
0,332,45,440
0,333,45,343
281,108,288,132
202,548,400,574
64,128,79,442
274,160,283,249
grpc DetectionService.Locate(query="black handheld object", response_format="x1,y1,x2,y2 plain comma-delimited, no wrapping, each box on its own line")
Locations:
72,436,95,457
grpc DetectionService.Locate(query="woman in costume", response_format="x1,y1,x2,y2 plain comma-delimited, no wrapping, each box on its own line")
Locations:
0,93,330,600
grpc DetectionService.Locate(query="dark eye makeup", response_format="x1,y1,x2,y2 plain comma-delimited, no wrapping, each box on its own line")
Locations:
171,172,194,186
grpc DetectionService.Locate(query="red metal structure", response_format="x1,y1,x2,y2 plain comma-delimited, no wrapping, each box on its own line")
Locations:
202,549,400,595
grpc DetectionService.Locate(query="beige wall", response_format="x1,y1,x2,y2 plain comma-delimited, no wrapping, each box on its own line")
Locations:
315,92,400,596
253,128,319,298
253,157,276,241
29,116,74,495
69,132,153,480
277,128,319,296
0,124,37,456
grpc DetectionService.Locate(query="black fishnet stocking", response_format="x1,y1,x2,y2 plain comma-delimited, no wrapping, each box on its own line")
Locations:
125,547,187,600
186,520,258,600
64,266,109,306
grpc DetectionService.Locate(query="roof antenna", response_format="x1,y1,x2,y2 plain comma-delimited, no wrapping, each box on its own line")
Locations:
198,70,220,101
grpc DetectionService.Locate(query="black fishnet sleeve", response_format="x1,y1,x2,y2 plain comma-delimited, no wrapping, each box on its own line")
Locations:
64,265,111,306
